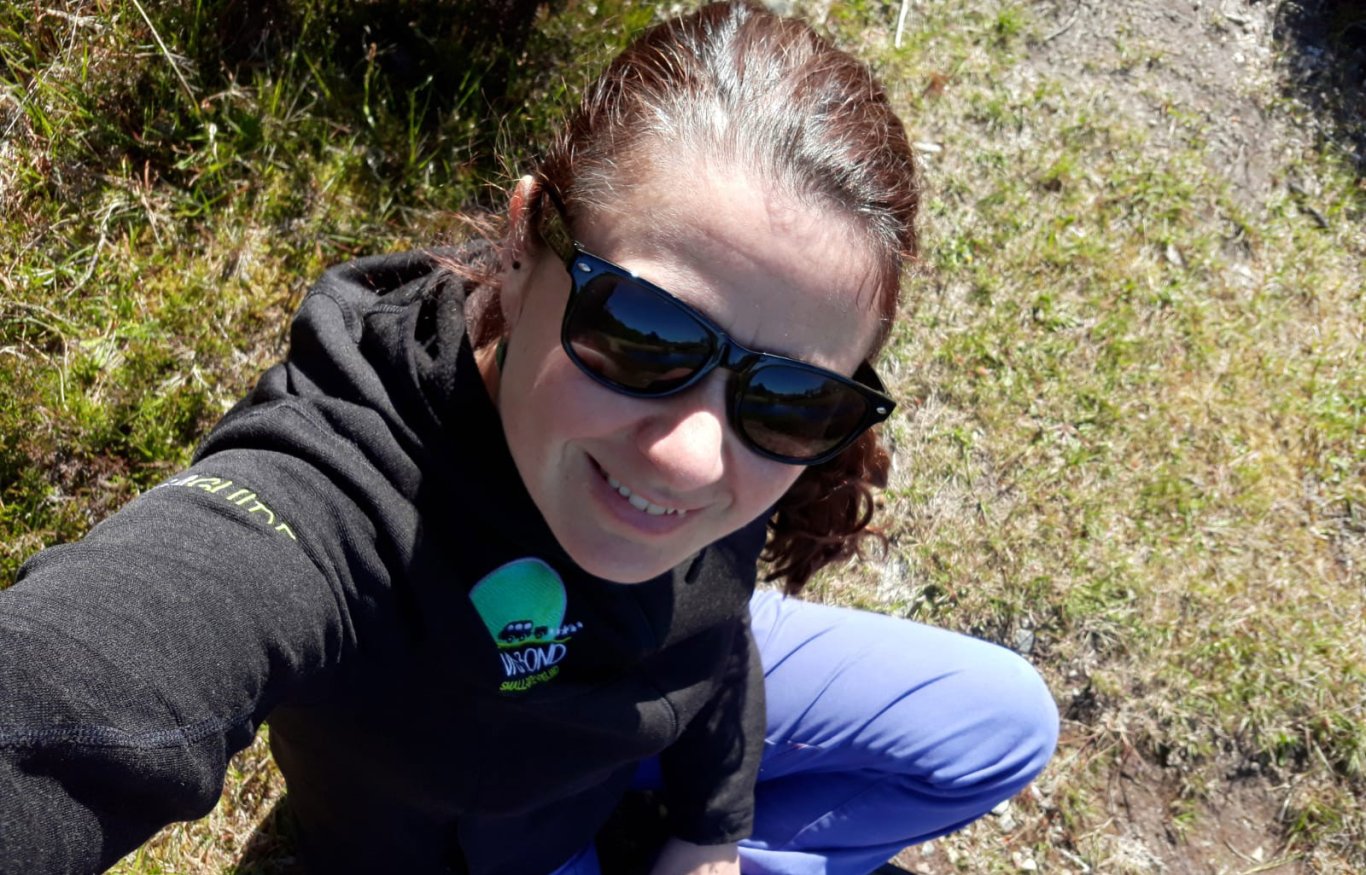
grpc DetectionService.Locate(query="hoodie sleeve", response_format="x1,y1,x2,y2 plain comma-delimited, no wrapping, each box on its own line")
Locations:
0,448,365,873
0,250,456,872
656,614,765,845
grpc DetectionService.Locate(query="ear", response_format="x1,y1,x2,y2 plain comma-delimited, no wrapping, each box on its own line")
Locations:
497,174,540,332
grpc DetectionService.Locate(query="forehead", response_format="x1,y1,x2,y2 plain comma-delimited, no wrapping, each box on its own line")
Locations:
571,165,883,372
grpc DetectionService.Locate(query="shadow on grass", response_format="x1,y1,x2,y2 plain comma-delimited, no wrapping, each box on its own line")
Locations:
1275,0,1366,170
186,0,542,124
163,0,546,192
0,0,554,214
232,795,304,875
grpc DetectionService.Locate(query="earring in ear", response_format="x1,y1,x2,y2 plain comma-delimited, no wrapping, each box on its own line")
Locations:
511,259,522,270
495,337,508,370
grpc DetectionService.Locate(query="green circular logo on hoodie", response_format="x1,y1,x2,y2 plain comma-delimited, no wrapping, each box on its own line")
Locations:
469,558,582,650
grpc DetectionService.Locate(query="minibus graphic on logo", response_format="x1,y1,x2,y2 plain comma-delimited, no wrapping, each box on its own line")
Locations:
469,558,584,693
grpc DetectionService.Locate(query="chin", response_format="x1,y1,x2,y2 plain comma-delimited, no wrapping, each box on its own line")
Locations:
550,521,685,584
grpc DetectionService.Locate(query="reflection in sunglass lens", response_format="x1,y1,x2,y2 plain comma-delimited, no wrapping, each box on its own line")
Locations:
737,365,871,460
565,275,714,392
559,260,887,463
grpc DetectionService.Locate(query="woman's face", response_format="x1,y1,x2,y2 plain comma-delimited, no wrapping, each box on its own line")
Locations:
491,166,883,583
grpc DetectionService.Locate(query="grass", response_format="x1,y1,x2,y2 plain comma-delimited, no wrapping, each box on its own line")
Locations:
817,1,1364,870
3,0,1363,872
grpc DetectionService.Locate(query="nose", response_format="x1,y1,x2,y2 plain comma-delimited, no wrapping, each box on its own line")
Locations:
636,377,728,493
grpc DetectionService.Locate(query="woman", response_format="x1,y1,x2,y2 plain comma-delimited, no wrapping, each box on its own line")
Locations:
0,3,1057,874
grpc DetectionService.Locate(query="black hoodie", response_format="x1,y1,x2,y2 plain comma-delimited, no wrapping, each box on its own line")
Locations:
0,247,768,874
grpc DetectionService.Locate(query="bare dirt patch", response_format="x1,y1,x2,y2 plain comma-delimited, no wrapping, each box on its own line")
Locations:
1027,0,1309,208
1106,754,1304,875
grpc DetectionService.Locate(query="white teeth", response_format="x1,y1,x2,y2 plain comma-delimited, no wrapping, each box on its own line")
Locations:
602,469,686,517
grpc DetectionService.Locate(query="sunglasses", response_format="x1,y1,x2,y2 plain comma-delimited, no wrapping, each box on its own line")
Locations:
535,190,896,466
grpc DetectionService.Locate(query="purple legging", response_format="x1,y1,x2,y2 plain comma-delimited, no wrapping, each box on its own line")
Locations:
553,590,1059,875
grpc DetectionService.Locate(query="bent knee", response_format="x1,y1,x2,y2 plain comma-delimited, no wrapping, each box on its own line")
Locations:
932,644,1059,790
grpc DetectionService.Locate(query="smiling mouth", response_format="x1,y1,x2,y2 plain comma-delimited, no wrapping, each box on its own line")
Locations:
597,465,688,517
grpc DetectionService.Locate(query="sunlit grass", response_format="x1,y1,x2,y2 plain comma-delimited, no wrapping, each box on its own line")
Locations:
817,1,1363,871
3,0,1363,872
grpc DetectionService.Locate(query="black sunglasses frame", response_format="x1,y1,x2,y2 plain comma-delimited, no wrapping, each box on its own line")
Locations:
535,189,896,466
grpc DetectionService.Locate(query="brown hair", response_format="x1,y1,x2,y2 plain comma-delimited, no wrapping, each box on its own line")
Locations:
489,1,918,593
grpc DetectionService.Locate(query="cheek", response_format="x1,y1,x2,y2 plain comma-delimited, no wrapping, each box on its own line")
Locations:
728,457,804,519
509,352,635,454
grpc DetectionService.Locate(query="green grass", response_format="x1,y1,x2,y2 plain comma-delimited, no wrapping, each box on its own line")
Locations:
826,0,1363,869
4,0,1364,872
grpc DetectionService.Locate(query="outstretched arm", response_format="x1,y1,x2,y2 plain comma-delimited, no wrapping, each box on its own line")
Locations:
0,452,359,872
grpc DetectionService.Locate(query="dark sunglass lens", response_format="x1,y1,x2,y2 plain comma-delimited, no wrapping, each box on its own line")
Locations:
566,275,714,392
736,366,871,460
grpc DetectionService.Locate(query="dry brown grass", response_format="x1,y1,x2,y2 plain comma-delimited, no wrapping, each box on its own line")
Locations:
3,1,1362,873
